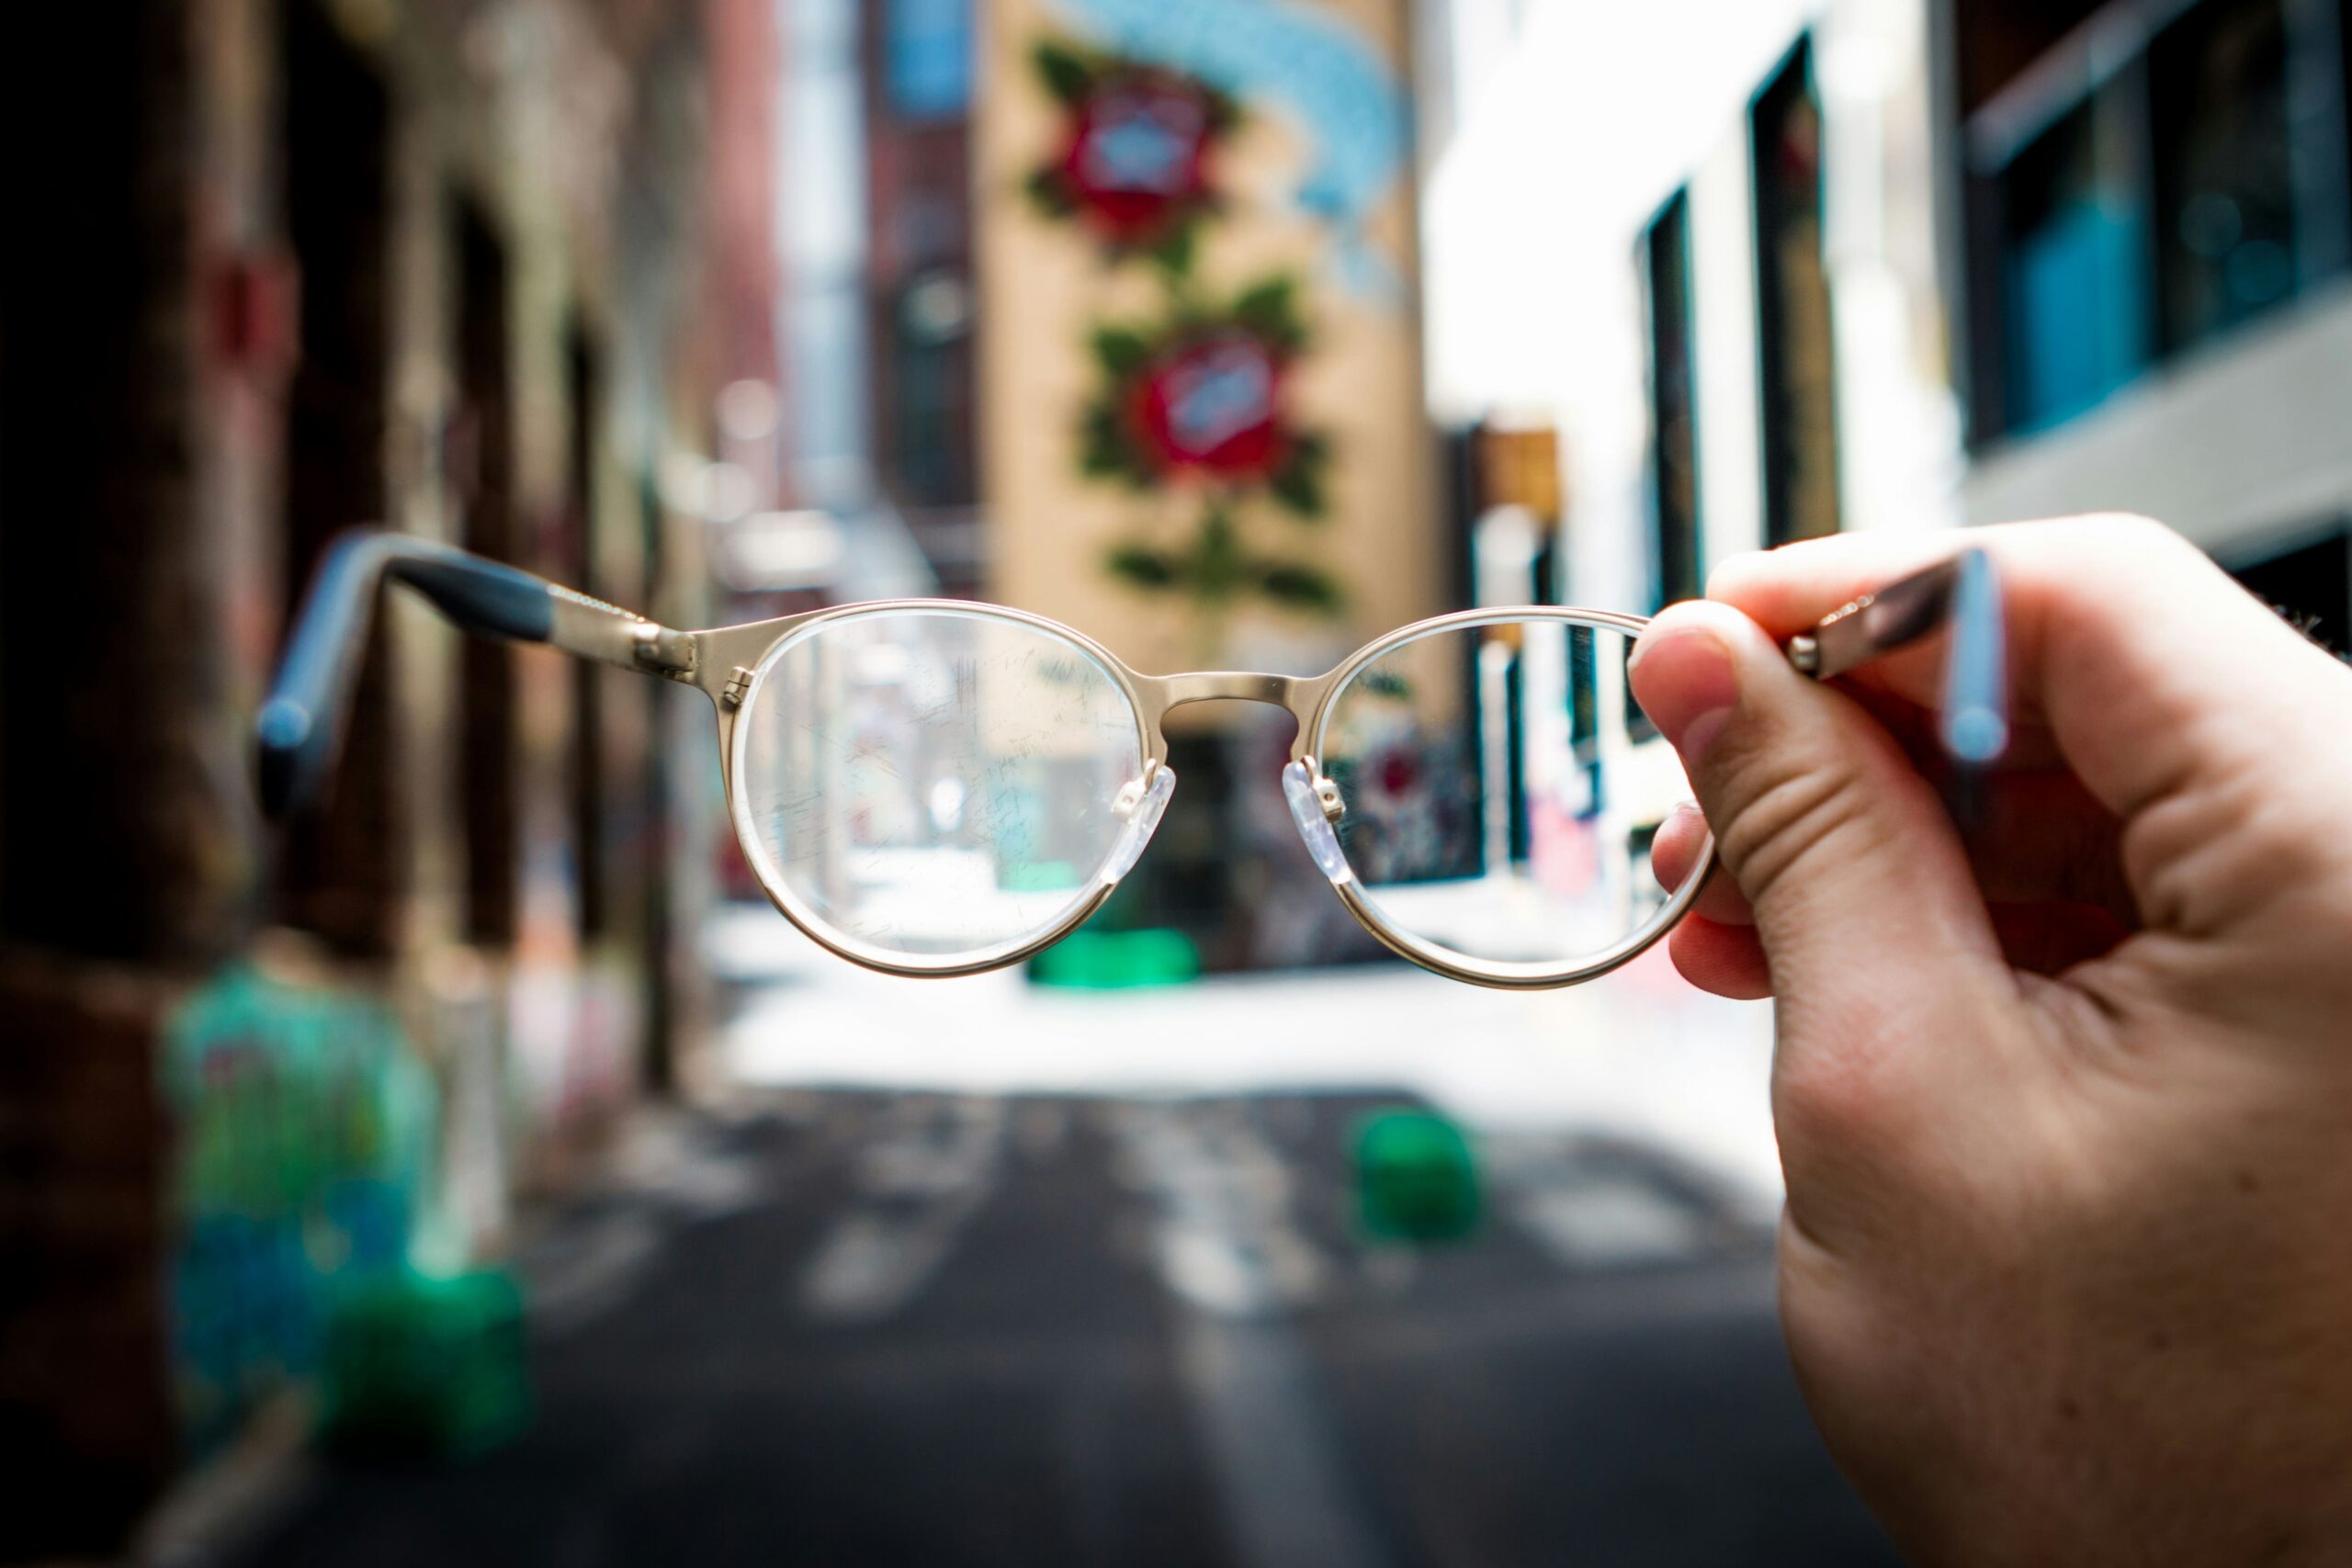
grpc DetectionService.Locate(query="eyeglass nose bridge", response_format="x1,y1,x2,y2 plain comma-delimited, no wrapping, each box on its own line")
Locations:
1129,670,1340,760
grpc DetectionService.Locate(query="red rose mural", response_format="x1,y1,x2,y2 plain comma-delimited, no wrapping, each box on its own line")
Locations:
1127,331,1286,479
1025,35,1344,619
1059,75,1215,245
1027,42,1238,264
1080,276,1339,614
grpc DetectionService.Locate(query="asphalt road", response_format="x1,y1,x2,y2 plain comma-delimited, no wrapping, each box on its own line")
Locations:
207,1091,1897,1568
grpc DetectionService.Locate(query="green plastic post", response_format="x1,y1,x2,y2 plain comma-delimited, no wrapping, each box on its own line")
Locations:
1355,1110,1481,1244
1028,928,1202,989
318,1267,533,1460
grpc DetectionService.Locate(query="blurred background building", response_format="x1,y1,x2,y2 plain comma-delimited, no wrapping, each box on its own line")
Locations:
1,0,773,1549
5,0,2347,1562
1425,0,2351,633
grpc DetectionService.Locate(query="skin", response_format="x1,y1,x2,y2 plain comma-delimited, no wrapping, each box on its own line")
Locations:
1625,516,2352,1564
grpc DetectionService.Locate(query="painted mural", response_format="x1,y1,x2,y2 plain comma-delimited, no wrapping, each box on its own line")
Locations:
1041,0,1412,299
1025,39,1241,265
164,966,436,1453
980,0,1435,674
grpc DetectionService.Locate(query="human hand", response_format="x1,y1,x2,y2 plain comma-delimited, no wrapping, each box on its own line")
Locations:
1628,517,2352,1563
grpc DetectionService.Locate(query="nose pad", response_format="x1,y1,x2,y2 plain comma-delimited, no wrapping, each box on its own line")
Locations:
1282,761,1354,886
1102,766,1177,884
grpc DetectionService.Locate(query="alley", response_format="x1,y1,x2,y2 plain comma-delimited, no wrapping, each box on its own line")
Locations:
199,1021,1895,1565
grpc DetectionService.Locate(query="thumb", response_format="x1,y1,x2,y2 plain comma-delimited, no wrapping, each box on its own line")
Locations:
1629,601,2008,1030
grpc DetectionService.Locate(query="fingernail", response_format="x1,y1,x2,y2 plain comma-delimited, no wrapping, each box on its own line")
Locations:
1629,626,1738,766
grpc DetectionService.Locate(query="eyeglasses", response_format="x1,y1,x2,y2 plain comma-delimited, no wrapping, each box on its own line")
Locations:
260,530,2005,989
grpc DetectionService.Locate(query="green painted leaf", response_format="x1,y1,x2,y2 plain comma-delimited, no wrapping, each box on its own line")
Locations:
1234,277,1295,318
1232,276,1307,352
1090,327,1153,378
1148,221,1197,279
1024,168,1076,216
1269,457,1326,519
1107,545,1177,590
1033,40,1094,105
1259,562,1345,615
1079,404,1151,485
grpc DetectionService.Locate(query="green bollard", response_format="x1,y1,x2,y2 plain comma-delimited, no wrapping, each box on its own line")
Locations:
318,1267,532,1460
1028,928,1202,989
1354,1110,1481,1245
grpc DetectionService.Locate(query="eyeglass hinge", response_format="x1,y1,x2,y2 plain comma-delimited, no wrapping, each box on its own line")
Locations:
631,623,698,679
719,666,756,710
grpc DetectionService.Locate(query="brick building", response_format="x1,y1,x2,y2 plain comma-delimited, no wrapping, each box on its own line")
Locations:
0,0,778,1554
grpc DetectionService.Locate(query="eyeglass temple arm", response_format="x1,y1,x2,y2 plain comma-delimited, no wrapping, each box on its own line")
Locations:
256,526,695,818
1786,546,2009,767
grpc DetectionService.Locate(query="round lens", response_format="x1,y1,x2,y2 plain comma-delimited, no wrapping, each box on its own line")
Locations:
732,608,1149,967
1315,616,1700,976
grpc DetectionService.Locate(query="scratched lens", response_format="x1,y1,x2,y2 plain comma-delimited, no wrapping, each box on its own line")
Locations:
1317,618,1698,974
733,609,1148,964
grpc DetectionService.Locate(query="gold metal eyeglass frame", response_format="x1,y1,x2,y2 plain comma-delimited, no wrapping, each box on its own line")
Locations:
261,530,2003,994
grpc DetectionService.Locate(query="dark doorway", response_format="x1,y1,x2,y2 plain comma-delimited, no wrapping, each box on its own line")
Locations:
277,0,398,955
637,465,679,1094
456,203,520,947
564,322,610,943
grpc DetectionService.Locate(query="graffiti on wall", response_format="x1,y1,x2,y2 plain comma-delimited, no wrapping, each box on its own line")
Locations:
1051,0,1410,298
164,965,436,1453
980,0,1433,676
1025,38,1341,615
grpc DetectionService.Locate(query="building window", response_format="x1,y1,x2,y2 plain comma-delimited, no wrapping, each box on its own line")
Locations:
1996,96,2152,434
1641,191,1702,610
1751,38,1843,548
882,269,974,508
886,0,970,121
1962,0,2352,444
2152,0,2301,351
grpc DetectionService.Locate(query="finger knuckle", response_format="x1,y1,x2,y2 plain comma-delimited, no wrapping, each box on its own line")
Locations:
1712,752,1883,911
2130,748,2352,937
